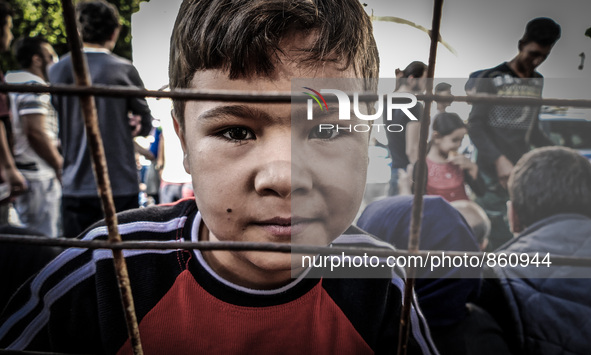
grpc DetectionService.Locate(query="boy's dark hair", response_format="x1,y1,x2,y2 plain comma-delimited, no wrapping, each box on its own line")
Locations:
14,36,48,69
432,112,465,137
509,146,591,227
434,82,451,94
169,0,379,126
0,0,13,35
76,0,120,45
519,17,561,48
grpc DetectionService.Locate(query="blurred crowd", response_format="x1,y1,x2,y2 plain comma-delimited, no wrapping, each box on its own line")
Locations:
0,1,193,239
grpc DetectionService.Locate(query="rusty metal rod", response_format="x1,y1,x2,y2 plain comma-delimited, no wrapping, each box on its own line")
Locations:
59,0,143,353
398,0,444,354
1,83,591,107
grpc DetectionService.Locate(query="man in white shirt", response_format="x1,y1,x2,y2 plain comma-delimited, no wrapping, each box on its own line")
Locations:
6,36,62,237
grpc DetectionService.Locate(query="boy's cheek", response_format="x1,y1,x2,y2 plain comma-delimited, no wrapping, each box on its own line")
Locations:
295,136,368,223
182,153,191,174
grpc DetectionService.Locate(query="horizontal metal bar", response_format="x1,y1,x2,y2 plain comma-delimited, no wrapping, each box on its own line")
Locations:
0,83,300,102
1,234,590,267
0,83,590,107
416,93,591,108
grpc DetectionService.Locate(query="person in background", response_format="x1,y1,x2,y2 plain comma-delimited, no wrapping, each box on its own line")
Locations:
420,112,485,202
49,0,153,237
358,195,509,355
0,1,26,224
5,36,61,237
145,125,162,205
428,82,453,141
386,60,427,196
467,17,561,250
477,146,591,355
132,121,160,207
433,82,452,115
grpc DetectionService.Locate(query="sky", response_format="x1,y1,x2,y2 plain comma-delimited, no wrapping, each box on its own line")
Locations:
131,0,591,99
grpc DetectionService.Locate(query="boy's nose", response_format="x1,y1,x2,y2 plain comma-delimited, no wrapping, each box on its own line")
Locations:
254,160,291,198
254,138,292,198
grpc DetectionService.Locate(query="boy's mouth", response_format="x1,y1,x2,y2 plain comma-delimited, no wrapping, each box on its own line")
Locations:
254,217,310,237
258,217,292,226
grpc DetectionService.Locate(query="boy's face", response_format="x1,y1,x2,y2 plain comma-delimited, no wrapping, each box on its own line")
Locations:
174,34,370,288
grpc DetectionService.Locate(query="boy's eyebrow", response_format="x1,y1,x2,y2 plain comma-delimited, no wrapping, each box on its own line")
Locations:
197,105,276,123
196,104,346,124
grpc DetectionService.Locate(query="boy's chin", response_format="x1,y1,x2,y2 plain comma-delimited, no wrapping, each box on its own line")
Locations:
202,249,298,289
243,252,308,283
247,251,296,272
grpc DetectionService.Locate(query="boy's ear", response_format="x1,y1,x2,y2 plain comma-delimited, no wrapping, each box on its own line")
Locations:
171,110,191,174
172,110,185,150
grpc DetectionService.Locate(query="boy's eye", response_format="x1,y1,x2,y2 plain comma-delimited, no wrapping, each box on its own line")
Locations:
221,127,255,141
308,126,341,140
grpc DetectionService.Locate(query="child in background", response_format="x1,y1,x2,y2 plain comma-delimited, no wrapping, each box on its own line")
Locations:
423,112,485,202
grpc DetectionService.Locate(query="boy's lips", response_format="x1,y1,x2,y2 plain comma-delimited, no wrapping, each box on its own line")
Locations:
253,216,314,237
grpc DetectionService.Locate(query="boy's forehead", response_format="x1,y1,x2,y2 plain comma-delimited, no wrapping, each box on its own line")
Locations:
189,64,360,92
188,31,360,91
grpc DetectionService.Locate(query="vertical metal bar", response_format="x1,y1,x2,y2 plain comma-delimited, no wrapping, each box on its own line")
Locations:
59,1,144,354
397,0,444,354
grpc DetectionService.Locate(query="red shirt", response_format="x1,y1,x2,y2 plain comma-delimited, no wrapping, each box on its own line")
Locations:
425,157,469,202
